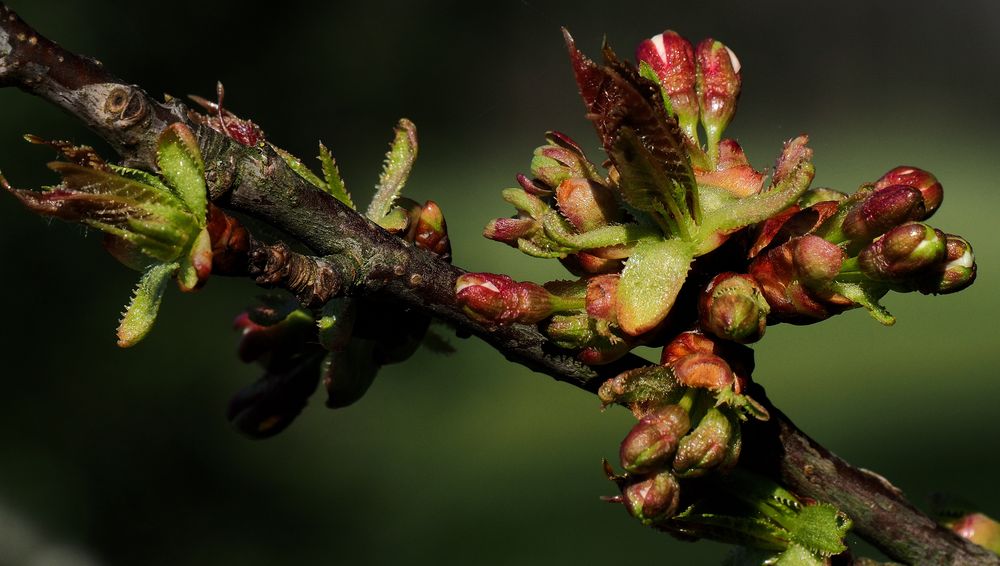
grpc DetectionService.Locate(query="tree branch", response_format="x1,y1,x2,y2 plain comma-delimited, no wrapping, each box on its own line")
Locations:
1,4,995,564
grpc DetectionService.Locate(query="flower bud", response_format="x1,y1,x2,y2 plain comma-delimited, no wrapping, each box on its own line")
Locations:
635,30,699,139
556,178,620,232
672,406,740,478
858,222,946,281
793,235,845,284
696,38,741,149
456,273,576,325
660,330,717,365
670,352,734,391
578,338,633,365
234,307,314,365
917,234,977,294
698,272,769,344
586,274,620,322
948,513,1000,554
598,365,682,416
414,200,451,259
842,185,925,243
621,470,681,525
661,331,755,394
206,203,250,275
875,166,943,219
530,131,597,189
516,173,551,196
483,217,537,247
694,139,764,197
620,404,692,473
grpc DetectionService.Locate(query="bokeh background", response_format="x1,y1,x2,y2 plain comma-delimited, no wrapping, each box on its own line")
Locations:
0,1,998,564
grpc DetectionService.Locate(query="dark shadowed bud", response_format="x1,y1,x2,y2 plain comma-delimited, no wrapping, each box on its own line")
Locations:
455,273,582,324
323,339,381,408
875,166,943,219
414,200,451,260
620,404,692,473
699,272,769,344
227,350,323,439
556,178,620,232
948,513,1000,554
793,235,845,284
671,352,734,390
696,38,741,153
530,131,598,189
673,406,740,478
483,217,537,247
842,184,925,243
635,30,699,140
621,470,681,525
586,274,620,322
234,307,314,365
858,222,946,281
918,234,977,294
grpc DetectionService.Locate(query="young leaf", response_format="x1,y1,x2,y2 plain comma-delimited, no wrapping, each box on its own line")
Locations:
156,123,207,221
117,261,179,347
366,118,417,221
273,146,328,191
616,239,694,335
319,142,354,209
786,503,851,557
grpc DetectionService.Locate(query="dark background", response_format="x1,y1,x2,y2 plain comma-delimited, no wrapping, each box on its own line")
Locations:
0,1,998,564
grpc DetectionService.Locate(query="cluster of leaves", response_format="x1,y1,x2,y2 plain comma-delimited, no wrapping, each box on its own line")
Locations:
455,28,978,563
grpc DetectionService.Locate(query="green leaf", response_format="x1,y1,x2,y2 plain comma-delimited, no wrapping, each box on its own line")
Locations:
273,146,328,190
786,504,851,557
616,238,694,335
775,544,826,566
319,142,354,209
117,262,179,347
829,282,896,326
366,118,417,221
156,123,207,222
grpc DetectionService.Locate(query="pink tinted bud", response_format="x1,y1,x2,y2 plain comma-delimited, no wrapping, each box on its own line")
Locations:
843,185,925,243
875,166,943,218
636,30,699,135
556,178,620,232
483,217,536,246
793,235,845,284
620,404,691,473
455,273,558,325
414,200,451,260
950,513,1000,554
695,38,741,146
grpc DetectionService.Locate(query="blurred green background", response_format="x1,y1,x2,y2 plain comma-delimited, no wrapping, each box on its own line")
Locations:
0,1,997,564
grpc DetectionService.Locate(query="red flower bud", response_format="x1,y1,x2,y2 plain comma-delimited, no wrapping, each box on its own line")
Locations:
949,513,1000,554
620,404,691,473
206,203,250,275
842,185,925,243
858,222,946,281
875,166,943,219
696,38,741,148
586,274,620,322
698,272,769,344
750,237,851,323
414,200,451,260
483,216,537,247
456,273,574,324
635,30,699,138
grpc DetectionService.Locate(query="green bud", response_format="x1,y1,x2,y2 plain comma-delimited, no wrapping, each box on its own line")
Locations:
858,222,946,281
698,272,769,344
620,404,692,473
673,406,740,478
621,470,681,525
